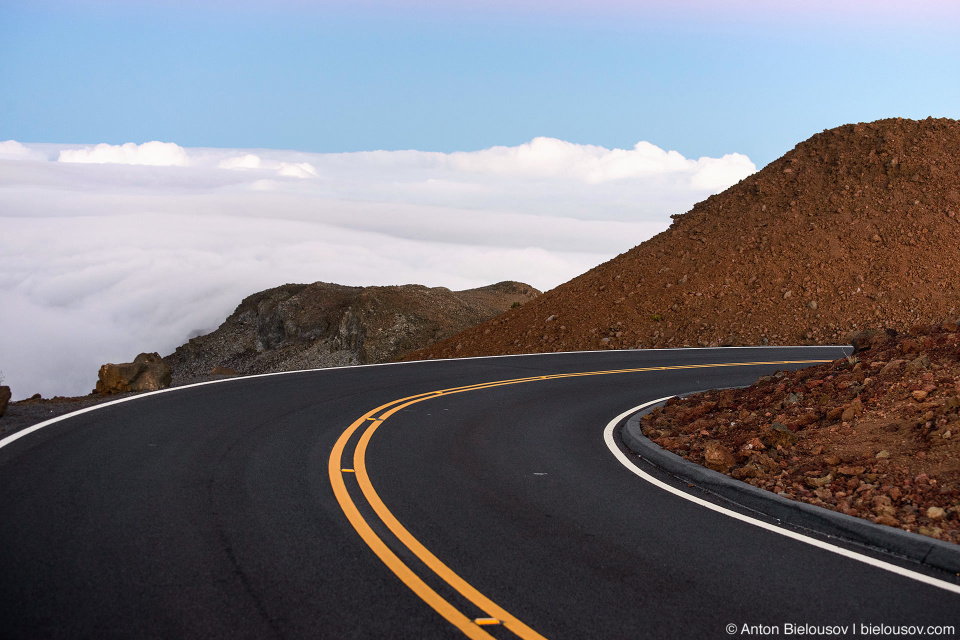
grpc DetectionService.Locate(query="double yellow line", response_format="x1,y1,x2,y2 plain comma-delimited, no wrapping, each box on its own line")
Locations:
328,359,831,638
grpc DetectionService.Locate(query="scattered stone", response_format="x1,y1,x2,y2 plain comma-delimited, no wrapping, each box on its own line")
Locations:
805,473,834,488
841,397,863,422
837,465,866,476
760,422,796,448
209,366,240,376
850,329,890,354
875,514,900,527
703,441,736,473
880,359,905,376
907,355,931,372
927,506,946,520
875,450,891,459
732,463,760,479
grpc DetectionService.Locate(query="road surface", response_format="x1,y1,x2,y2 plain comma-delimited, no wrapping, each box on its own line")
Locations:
1,346,958,638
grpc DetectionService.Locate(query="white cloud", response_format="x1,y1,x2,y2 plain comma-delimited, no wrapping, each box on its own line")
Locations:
0,140,46,161
218,153,261,169
690,152,757,191
58,141,189,166
0,138,754,400
445,137,699,183
277,161,318,178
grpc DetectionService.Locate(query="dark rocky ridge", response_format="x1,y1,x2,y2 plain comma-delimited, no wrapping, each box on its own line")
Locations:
164,280,539,383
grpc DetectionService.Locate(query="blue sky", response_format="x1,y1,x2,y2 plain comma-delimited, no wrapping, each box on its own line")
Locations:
3,0,958,167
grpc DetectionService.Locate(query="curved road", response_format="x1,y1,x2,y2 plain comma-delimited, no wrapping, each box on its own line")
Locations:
1,347,958,638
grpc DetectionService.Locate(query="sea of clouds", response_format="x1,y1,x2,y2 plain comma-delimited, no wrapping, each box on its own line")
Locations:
0,137,755,399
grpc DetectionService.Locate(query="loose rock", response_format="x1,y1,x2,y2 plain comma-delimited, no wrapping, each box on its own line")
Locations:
760,422,796,448
209,366,240,376
96,353,172,395
703,441,736,473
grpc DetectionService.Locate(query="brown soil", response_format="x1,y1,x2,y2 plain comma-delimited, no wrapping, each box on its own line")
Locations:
640,322,960,544
409,117,960,360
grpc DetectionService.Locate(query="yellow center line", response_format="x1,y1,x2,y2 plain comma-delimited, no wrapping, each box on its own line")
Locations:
355,404,550,640
328,358,831,638
329,405,498,640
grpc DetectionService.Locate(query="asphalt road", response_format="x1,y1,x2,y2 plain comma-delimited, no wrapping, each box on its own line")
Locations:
1,346,959,639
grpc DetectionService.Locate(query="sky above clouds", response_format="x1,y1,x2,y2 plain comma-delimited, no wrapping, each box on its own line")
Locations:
3,1,958,165
0,0,957,398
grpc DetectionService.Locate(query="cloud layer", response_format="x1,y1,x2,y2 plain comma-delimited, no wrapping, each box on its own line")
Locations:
0,138,754,399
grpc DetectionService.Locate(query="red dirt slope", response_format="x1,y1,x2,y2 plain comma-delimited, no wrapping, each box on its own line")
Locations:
409,118,960,360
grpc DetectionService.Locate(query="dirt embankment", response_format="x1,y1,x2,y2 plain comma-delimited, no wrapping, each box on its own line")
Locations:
641,323,960,543
409,117,960,360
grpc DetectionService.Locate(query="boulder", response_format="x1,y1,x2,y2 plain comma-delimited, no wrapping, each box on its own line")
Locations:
96,353,172,395
0,386,10,418
703,440,736,473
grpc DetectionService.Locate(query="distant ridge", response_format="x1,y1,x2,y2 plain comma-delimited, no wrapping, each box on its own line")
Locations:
165,281,539,383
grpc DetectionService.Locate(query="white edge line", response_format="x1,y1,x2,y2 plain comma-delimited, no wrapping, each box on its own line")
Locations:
1,345,848,453
603,399,960,596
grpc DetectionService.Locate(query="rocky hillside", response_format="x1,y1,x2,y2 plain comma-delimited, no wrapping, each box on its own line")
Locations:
410,117,960,359
164,281,539,383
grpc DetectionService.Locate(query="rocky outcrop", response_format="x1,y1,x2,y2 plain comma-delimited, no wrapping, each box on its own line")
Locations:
164,281,539,383
0,386,10,418
410,117,960,359
95,353,172,395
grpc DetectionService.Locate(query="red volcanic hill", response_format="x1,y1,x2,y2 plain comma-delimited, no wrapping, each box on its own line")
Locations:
409,118,960,360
